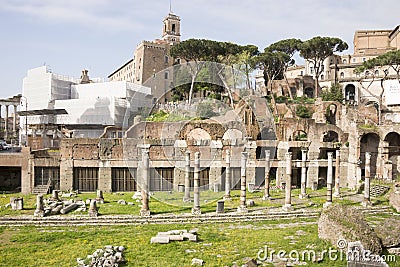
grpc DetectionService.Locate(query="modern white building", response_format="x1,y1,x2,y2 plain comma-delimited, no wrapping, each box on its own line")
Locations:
20,66,152,147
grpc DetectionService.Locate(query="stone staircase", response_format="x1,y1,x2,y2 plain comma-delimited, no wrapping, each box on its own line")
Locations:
370,184,391,198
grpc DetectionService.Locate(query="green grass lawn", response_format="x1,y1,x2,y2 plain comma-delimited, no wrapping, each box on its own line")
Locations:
0,218,350,267
0,187,398,266
0,187,374,217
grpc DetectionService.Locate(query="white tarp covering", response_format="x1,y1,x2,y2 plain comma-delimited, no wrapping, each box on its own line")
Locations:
385,80,400,105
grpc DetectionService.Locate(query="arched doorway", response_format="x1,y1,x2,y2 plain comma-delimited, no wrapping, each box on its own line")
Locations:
384,132,400,158
345,84,356,102
323,131,339,142
360,133,380,178
384,132,400,179
304,87,314,98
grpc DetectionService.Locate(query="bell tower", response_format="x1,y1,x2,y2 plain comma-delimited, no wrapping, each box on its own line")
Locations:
162,12,181,44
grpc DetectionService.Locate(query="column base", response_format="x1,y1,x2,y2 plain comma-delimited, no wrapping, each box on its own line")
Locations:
191,207,202,215
88,210,98,217
299,194,309,199
237,205,248,213
140,209,151,217
323,202,332,209
34,209,45,217
282,204,293,211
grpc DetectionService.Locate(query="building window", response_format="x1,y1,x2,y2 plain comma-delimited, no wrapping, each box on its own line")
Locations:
164,56,169,64
340,72,344,78
310,67,314,74
164,71,169,79
374,70,379,76
300,71,303,76
343,59,347,64
363,58,366,62
353,58,356,63
73,167,99,192
172,24,176,33
365,71,370,77
321,75,324,80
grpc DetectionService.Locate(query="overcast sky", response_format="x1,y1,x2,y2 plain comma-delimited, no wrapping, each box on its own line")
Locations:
1,0,399,99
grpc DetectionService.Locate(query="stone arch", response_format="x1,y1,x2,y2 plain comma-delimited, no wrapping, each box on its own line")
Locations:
345,84,356,102
186,128,211,140
318,125,346,144
178,121,226,140
323,130,339,142
304,87,314,98
360,132,380,177
326,103,337,125
292,130,308,141
384,132,400,158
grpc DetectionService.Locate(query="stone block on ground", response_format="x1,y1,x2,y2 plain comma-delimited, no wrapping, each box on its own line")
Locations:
183,232,198,242
191,258,204,266
246,199,255,207
150,236,170,244
60,203,78,214
10,197,23,210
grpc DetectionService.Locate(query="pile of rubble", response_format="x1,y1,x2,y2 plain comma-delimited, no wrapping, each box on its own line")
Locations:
150,229,198,244
34,190,101,217
76,245,126,267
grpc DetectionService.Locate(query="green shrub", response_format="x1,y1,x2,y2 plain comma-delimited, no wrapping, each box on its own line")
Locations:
296,105,313,118
321,84,343,102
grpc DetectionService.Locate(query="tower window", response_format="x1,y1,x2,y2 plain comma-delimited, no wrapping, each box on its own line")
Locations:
164,71,169,79
172,24,176,33
165,56,169,64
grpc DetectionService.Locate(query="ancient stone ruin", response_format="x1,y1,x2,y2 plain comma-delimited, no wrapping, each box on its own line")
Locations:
76,245,125,267
150,229,198,244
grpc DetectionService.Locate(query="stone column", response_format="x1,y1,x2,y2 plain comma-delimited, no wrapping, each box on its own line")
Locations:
140,149,150,216
299,149,308,199
237,152,248,213
224,150,231,200
34,194,45,217
88,199,98,217
263,150,271,200
13,104,17,135
50,190,60,201
324,152,334,208
183,150,191,202
4,105,9,140
192,152,201,215
362,152,372,207
96,190,104,204
334,149,341,197
282,152,293,211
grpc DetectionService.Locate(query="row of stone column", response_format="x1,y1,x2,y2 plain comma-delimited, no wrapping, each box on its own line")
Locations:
0,104,18,140
139,148,373,216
